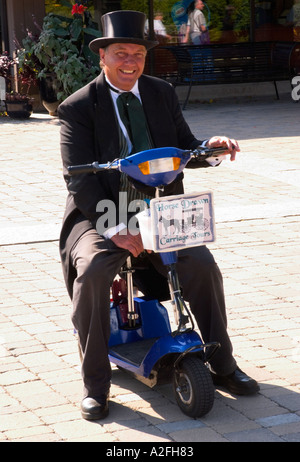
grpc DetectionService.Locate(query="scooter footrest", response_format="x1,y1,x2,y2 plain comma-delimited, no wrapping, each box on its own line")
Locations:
109,338,159,366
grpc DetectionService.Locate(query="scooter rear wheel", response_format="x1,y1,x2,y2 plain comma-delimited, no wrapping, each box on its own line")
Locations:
173,356,214,418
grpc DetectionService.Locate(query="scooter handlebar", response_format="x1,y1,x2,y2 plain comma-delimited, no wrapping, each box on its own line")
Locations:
67,162,100,175
67,161,120,175
66,146,228,178
192,146,228,160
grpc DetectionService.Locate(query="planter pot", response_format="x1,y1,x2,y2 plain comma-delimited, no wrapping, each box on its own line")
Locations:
41,99,59,117
6,100,33,119
39,73,60,116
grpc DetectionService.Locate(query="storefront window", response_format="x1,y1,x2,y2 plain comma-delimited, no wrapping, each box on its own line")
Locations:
118,0,251,43
147,0,298,43
170,0,250,43
254,0,300,41
44,1,299,43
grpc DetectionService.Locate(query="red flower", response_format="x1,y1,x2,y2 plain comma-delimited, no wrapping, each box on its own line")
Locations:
71,4,87,15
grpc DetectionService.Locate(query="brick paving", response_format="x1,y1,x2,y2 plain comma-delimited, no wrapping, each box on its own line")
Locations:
0,93,300,443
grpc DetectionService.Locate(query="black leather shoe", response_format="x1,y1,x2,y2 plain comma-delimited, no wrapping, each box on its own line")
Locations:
81,395,109,420
211,367,260,395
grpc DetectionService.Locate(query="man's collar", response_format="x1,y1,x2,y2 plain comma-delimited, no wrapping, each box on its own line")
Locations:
105,75,139,96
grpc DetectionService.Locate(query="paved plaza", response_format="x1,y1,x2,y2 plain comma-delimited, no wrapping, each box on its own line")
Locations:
0,91,300,442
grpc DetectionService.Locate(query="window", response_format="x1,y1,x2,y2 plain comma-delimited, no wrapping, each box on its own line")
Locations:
44,1,298,47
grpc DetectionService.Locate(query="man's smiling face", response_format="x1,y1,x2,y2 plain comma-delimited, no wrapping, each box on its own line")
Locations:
100,43,147,91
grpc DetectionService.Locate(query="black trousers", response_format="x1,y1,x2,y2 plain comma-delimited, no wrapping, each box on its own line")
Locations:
71,229,237,398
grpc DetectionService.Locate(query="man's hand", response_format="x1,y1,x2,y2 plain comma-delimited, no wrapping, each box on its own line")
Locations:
207,136,240,161
111,231,145,257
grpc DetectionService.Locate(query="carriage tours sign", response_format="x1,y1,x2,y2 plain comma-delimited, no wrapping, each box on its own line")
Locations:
137,191,216,252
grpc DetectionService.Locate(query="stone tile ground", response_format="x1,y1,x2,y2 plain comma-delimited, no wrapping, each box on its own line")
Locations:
0,94,299,442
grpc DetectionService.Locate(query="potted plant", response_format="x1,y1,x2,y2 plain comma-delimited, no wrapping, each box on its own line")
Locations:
0,51,34,118
5,91,34,119
17,2,102,115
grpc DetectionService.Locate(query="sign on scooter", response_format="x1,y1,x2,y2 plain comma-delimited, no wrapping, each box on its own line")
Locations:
137,191,216,252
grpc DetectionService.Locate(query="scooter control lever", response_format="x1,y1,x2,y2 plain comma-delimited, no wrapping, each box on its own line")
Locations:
192,146,228,160
67,159,120,175
67,161,101,175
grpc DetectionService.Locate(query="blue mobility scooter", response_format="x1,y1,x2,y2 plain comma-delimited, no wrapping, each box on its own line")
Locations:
68,146,225,417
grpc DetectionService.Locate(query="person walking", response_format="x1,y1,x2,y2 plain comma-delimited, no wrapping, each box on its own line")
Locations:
183,0,210,44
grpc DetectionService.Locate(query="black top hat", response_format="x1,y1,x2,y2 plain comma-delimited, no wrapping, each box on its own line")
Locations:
89,10,158,54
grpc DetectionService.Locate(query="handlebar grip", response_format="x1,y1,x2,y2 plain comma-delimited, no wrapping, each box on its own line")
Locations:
192,146,228,161
67,162,99,175
201,146,228,156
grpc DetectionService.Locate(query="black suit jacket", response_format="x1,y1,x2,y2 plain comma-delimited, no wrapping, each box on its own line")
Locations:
58,71,208,296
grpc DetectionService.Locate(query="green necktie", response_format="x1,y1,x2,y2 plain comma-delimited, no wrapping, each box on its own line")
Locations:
117,92,151,153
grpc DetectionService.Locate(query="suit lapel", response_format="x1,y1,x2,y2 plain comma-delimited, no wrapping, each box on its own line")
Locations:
94,73,120,162
139,75,174,148
139,77,160,148
92,73,121,202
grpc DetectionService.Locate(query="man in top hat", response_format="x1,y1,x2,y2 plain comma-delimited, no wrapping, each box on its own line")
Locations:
58,10,259,421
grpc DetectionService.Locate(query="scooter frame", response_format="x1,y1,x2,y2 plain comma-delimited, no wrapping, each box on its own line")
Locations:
68,146,225,417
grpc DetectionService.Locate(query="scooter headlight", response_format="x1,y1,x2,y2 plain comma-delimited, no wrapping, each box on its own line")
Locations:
138,157,181,175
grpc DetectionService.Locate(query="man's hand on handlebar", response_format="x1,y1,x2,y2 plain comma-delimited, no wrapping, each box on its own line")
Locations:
111,231,150,257
207,136,240,162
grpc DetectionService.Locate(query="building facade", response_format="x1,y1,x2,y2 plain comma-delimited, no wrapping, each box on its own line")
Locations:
1,0,299,56
1,0,298,109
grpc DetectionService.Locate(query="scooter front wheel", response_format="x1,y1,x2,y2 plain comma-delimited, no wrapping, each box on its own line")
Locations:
173,356,214,418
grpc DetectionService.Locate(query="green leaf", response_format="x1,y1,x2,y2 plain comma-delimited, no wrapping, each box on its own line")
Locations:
83,27,102,38
70,18,83,41
54,28,69,38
